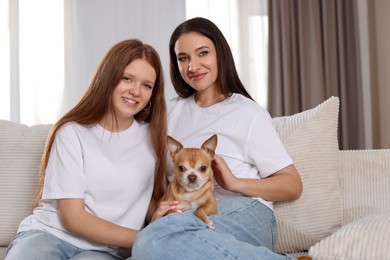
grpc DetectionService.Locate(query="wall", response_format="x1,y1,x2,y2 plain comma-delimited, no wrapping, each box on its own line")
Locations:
62,0,185,115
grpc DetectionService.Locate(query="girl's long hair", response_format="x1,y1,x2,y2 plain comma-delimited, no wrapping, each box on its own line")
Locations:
34,39,167,207
169,17,254,100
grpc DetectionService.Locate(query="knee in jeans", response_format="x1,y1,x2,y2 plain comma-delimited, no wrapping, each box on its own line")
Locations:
132,228,160,258
132,232,146,256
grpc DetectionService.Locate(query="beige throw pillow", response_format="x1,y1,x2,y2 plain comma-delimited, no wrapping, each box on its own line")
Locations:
272,96,342,253
309,209,390,259
0,120,52,246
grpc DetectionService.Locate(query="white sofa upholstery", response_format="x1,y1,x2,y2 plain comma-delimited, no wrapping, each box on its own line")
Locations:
1,96,389,259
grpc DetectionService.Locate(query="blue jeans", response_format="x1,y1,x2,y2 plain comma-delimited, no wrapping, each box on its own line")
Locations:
5,230,120,260
131,195,291,260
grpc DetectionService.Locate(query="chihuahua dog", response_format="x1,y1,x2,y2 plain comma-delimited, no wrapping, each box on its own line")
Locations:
162,134,219,230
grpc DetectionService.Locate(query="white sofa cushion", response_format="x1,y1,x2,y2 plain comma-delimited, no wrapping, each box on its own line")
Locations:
272,96,342,253
309,209,390,259
0,120,52,246
340,149,390,225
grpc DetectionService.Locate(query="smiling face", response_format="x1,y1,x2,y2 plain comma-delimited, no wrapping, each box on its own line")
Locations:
174,32,219,94
111,58,156,130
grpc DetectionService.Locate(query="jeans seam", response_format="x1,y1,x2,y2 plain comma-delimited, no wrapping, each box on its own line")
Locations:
219,197,259,217
151,213,196,243
270,214,277,250
70,248,83,258
189,230,238,260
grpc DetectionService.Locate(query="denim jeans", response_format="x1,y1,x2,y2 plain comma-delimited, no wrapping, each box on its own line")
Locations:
131,195,291,260
5,230,120,260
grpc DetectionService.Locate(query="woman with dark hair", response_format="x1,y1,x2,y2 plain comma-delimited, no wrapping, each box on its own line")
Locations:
168,17,252,100
132,17,302,259
5,39,167,259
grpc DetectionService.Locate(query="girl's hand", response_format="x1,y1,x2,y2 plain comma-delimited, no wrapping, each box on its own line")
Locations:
151,200,182,222
212,155,239,192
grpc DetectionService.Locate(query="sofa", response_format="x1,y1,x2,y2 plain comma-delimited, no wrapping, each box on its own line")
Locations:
1,96,389,259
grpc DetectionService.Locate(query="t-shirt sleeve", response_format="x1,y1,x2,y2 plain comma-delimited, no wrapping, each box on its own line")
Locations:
246,108,293,178
42,124,86,199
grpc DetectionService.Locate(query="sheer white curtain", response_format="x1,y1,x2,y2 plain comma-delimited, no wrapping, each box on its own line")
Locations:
186,0,269,108
0,0,185,126
0,0,64,126
0,0,268,126
0,0,11,121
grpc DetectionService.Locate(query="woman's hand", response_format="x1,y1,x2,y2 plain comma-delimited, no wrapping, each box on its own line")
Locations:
212,155,302,202
212,154,240,192
150,200,182,223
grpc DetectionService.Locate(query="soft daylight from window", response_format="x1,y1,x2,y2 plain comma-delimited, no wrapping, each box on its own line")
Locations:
0,0,268,125
0,0,64,126
186,0,269,108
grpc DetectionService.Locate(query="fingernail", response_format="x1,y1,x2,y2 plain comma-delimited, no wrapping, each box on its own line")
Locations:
176,210,183,213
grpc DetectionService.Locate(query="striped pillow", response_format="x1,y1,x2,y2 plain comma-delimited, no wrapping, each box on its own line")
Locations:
0,120,52,246
309,209,390,259
340,149,390,225
272,97,342,253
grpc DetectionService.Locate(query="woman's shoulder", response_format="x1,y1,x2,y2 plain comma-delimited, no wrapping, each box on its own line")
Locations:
226,94,272,120
167,95,192,113
226,93,263,110
167,95,189,104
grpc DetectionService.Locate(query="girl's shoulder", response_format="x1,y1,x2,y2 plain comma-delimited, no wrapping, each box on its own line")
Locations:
136,120,151,133
55,122,100,143
57,122,92,134
56,122,79,135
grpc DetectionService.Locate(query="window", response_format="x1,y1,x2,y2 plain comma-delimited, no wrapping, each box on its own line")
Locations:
186,0,269,108
0,0,10,120
0,1,269,126
0,0,64,126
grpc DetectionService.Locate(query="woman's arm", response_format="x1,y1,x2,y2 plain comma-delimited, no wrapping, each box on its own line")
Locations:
212,155,302,202
58,199,138,248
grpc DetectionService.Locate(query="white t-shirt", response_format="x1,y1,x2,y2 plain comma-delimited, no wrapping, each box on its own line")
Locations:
18,121,156,257
167,93,293,210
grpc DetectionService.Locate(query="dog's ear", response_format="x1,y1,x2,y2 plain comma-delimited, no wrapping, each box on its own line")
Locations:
167,136,183,158
201,134,218,155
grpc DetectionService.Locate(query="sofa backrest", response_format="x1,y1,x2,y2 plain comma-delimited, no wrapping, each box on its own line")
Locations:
0,120,52,246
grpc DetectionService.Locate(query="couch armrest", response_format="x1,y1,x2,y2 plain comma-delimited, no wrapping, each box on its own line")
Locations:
340,149,390,225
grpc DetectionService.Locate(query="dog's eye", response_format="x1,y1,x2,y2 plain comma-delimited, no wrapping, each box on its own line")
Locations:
200,166,207,172
178,166,186,172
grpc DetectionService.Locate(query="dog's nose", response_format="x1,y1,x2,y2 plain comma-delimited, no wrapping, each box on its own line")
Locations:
188,174,197,183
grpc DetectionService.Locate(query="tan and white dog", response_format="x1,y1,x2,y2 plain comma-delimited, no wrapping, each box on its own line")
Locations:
162,134,219,230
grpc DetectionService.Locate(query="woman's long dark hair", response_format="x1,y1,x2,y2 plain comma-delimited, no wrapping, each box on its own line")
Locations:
34,39,167,206
169,17,254,100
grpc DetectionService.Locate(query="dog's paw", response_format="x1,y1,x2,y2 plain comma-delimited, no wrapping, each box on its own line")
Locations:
207,222,216,230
